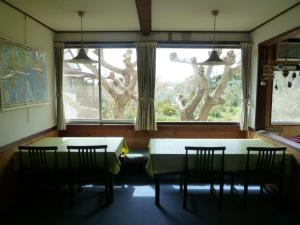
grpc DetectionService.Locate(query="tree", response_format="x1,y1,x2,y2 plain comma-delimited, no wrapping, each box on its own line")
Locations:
170,50,240,121
84,49,138,119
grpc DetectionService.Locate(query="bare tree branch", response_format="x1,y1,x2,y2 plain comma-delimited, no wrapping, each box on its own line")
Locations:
100,49,123,75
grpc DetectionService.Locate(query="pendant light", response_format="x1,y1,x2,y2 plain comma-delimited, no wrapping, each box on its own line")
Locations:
198,10,228,66
65,11,97,64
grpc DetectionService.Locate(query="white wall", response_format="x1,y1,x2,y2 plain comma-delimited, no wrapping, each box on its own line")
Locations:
0,2,56,147
249,5,300,128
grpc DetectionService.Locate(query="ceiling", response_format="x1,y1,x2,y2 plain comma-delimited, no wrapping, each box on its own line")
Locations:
3,0,299,32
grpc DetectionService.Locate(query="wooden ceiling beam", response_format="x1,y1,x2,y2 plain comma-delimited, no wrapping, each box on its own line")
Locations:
135,0,151,35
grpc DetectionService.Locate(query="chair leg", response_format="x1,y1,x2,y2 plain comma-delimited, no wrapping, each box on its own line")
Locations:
104,178,109,206
179,173,183,193
230,173,235,194
109,174,113,203
260,184,264,194
56,184,61,206
243,182,248,210
68,184,74,207
219,178,224,210
155,175,160,206
183,176,187,209
278,176,285,198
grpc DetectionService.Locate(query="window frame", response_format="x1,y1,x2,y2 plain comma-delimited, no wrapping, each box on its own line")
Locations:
255,27,300,130
63,41,242,125
64,43,137,124
270,71,300,126
155,42,242,124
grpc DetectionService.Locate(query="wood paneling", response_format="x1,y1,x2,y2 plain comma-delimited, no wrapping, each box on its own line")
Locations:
253,131,300,209
59,124,246,150
255,27,300,130
0,127,58,212
272,125,300,138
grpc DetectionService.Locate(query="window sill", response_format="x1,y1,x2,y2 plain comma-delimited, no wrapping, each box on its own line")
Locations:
66,121,240,126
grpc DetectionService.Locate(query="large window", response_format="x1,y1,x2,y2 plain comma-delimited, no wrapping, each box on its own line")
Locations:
63,47,137,122
155,48,242,122
63,46,242,123
271,70,300,124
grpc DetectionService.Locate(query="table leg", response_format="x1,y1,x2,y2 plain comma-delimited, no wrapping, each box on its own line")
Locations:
155,174,160,206
109,173,113,203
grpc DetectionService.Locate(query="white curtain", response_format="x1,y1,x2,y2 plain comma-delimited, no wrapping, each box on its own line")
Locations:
54,42,66,130
134,42,157,131
240,42,252,131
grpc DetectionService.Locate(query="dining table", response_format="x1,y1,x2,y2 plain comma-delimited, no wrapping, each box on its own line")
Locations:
146,138,290,206
14,136,129,203
14,136,129,174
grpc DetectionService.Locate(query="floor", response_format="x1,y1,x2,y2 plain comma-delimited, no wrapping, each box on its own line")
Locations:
0,179,299,225
1,157,299,225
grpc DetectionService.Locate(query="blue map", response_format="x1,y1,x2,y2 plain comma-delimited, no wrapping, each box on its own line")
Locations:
0,39,48,110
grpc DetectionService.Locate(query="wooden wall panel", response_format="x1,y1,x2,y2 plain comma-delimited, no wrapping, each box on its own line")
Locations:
0,127,58,212
273,125,300,138
253,131,300,209
60,124,246,150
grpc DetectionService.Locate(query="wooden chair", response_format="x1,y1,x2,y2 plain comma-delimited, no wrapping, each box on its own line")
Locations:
242,147,286,209
183,146,225,210
18,146,59,202
66,145,111,206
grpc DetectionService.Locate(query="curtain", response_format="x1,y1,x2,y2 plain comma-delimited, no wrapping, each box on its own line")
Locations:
134,42,157,131
240,42,252,131
54,42,66,130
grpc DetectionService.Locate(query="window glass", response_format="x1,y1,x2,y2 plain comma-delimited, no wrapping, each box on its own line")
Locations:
63,48,100,120
100,48,137,121
63,48,137,122
271,70,300,124
155,48,242,122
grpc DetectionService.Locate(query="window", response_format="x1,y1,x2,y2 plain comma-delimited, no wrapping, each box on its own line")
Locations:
271,70,300,124
63,46,242,123
63,47,137,122
155,48,242,122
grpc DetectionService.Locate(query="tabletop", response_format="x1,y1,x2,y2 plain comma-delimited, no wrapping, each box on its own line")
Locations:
146,138,287,176
15,137,128,174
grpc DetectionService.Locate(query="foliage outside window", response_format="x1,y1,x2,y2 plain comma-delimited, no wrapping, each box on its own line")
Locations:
155,48,242,122
271,71,300,124
63,48,137,122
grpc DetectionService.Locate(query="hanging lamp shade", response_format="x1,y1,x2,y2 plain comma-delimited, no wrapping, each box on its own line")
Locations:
199,50,227,65
198,10,228,66
65,11,97,64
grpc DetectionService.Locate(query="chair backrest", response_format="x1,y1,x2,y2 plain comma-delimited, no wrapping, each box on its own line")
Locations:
184,146,225,177
246,147,286,176
66,145,108,170
18,146,58,170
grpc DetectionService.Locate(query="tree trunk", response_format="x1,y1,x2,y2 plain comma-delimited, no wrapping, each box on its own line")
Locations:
113,103,125,119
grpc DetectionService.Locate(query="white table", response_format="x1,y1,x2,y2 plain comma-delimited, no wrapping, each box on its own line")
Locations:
146,138,283,206
15,137,128,174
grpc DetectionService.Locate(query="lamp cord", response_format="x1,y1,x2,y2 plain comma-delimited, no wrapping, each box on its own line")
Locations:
24,15,27,45
80,14,83,46
213,14,216,50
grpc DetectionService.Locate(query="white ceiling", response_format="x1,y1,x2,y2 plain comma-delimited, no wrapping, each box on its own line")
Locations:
4,0,299,32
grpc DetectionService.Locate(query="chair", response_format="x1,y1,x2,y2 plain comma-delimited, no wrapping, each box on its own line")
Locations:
242,147,286,209
18,146,59,202
66,145,111,206
183,146,225,210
